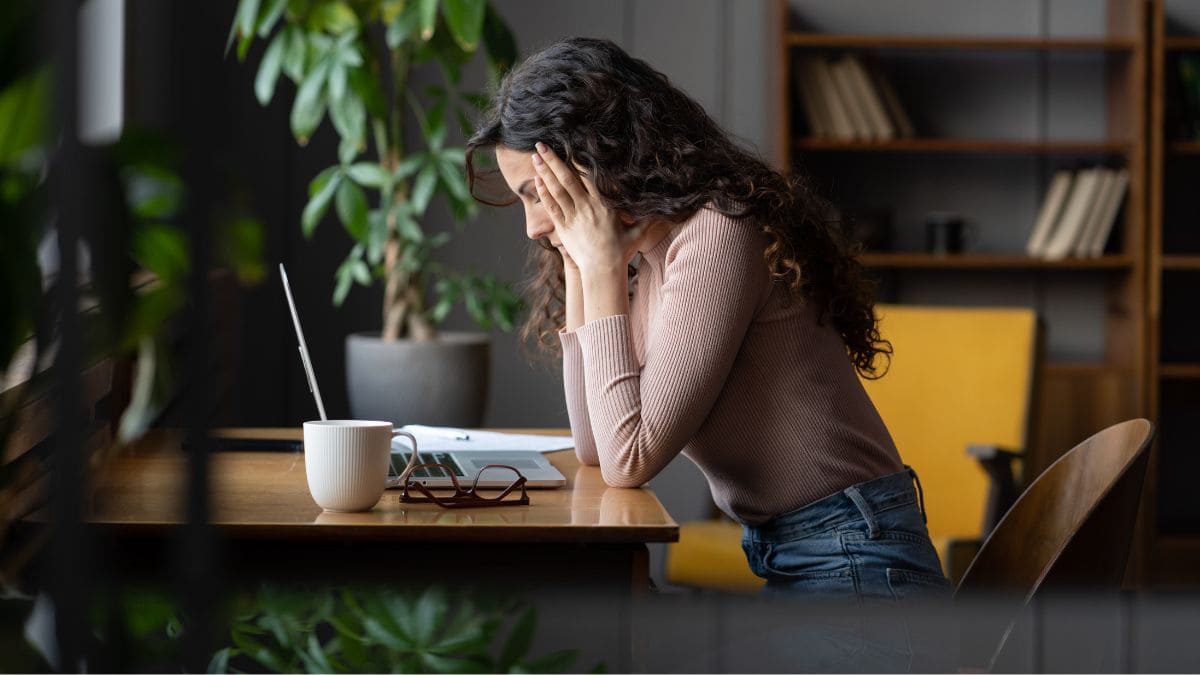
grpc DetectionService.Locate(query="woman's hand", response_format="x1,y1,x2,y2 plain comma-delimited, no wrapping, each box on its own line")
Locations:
532,142,644,275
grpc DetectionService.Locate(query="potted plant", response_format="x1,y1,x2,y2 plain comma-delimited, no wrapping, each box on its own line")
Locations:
229,0,521,426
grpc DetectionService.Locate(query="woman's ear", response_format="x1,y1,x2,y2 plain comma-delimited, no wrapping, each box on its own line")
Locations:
618,211,637,226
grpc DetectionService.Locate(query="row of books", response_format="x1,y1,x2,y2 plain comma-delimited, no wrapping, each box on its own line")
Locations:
1025,167,1129,260
793,53,915,141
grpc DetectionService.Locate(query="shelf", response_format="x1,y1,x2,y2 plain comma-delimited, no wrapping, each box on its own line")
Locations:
1161,364,1200,380
786,33,1138,51
1162,255,1200,270
1169,141,1200,155
1164,36,1200,51
859,253,1134,270
795,138,1130,155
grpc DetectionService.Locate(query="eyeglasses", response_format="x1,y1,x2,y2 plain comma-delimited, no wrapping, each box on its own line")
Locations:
399,463,529,508
390,431,529,509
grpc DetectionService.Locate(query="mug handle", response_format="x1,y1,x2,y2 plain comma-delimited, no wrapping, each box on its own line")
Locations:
386,430,419,489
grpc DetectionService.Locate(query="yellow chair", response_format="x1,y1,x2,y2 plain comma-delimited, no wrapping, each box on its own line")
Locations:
665,304,1040,592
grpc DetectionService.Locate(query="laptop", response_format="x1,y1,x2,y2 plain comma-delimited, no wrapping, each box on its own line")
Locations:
280,264,567,489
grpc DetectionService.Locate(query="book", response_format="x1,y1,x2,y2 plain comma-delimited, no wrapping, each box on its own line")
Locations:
1026,170,1074,257
811,57,856,140
829,58,874,139
864,56,915,138
1083,168,1129,258
1071,169,1115,258
1040,167,1103,260
794,56,832,138
843,54,895,141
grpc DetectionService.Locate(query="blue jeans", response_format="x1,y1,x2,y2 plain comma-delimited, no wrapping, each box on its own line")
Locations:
740,467,954,672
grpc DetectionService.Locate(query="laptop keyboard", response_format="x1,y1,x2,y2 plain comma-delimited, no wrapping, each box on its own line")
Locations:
408,452,465,478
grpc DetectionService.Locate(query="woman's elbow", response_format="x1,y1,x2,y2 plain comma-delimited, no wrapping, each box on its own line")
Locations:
599,464,649,489
575,447,600,466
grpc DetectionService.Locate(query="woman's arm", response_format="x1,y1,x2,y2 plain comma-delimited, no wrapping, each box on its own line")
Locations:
574,212,767,487
561,261,600,464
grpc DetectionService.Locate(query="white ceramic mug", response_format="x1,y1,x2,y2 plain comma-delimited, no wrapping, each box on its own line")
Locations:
303,420,415,512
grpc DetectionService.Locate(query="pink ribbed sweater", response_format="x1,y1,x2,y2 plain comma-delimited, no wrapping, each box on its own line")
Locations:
559,207,903,525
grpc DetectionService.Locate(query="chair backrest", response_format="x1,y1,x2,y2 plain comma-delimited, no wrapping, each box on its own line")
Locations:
861,304,1040,547
954,418,1154,670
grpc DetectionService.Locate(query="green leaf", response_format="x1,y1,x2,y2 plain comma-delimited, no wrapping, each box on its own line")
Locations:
255,31,286,105
346,162,390,189
525,649,581,674
302,169,341,237
386,0,423,49
282,25,307,81
392,203,423,240
308,165,340,197
420,653,489,674
481,3,517,79
122,164,184,220
290,59,329,143
394,153,426,181
464,285,488,328
437,156,469,202
0,66,50,165
455,106,475,138
329,92,366,152
338,133,359,165
348,65,387,119
366,209,388,264
309,0,359,34
360,615,410,651
500,607,537,670
441,147,466,165
410,163,438,215
327,61,347,102
207,647,233,674
256,0,288,37
335,178,369,241
408,587,449,646
304,633,337,674
429,296,454,324
351,260,371,285
417,0,438,41
441,0,485,52
333,257,355,306
132,223,190,283
462,91,490,111
227,0,262,58
220,215,267,284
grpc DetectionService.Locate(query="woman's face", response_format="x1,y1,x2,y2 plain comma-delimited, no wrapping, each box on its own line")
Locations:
495,145,561,250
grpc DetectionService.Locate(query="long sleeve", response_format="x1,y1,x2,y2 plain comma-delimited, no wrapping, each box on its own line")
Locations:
560,329,599,465
573,209,768,487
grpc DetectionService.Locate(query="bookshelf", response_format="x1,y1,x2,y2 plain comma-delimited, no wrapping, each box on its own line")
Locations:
776,0,1151,576
1146,0,1200,587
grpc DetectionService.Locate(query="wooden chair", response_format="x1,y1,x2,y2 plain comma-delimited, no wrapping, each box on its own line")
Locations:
665,304,1040,592
954,418,1154,672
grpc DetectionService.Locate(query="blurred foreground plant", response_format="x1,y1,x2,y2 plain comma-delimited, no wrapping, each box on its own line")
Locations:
210,584,601,674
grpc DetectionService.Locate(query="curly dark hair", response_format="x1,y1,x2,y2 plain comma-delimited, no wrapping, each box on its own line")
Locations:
465,37,890,378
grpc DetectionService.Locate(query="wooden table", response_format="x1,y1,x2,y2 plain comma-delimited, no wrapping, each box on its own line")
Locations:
79,428,680,670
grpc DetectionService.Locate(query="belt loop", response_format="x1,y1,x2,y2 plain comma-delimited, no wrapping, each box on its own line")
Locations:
906,464,928,524
843,485,880,539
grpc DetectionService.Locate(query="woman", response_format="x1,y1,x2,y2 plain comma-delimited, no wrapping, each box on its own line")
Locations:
466,37,951,668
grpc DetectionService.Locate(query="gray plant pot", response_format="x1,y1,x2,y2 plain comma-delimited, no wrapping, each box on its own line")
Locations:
345,332,489,427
